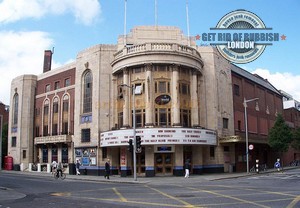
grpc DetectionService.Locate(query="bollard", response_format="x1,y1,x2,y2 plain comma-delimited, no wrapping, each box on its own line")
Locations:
29,163,32,171
47,163,51,173
20,163,24,171
256,159,259,173
37,163,41,172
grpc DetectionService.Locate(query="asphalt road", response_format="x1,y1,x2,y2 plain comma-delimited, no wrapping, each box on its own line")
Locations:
0,168,300,208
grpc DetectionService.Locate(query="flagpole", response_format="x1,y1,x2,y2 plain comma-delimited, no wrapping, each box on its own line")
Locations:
155,0,157,27
124,0,127,46
186,0,190,46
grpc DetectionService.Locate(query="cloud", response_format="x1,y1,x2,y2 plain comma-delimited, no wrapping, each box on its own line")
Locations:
0,30,55,104
0,0,101,25
251,68,300,101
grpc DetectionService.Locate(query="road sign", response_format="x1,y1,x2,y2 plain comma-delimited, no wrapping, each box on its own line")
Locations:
249,144,254,150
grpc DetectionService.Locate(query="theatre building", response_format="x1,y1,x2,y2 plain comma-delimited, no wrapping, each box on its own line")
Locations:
8,25,281,176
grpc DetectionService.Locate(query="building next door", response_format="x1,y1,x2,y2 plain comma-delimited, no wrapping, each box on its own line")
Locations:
155,153,173,175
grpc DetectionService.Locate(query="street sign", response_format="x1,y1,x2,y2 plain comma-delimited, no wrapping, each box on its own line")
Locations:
249,144,254,150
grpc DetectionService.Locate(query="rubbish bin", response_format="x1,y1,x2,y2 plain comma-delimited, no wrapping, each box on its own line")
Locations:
14,164,20,171
4,156,13,170
69,163,76,175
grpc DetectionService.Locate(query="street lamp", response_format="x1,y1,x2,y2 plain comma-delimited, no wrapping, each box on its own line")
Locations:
120,84,137,181
243,97,259,174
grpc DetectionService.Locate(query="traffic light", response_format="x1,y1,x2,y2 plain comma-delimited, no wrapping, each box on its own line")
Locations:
128,139,133,152
136,136,142,151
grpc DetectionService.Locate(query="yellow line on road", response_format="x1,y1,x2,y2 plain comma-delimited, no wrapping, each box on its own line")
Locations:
287,195,300,208
145,185,200,208
112,187,127,202
186,187,270,208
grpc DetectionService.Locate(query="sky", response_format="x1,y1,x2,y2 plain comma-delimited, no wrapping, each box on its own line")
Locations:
0,0,299,105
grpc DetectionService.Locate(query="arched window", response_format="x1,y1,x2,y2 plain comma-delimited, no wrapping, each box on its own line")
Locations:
13,93,19,125
83,70,92,113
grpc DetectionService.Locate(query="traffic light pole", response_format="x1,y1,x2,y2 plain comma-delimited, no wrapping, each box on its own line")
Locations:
121,84,137,181
132,87,137,181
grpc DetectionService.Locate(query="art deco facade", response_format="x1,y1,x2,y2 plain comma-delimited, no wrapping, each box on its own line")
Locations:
8,26,282,176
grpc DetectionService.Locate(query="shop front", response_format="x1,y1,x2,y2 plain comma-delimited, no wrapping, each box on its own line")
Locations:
100,127,217,177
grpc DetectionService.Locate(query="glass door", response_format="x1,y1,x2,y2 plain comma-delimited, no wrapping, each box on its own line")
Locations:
155,153,173,175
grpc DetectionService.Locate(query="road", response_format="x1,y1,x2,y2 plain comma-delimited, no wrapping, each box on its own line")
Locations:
0,168,300,208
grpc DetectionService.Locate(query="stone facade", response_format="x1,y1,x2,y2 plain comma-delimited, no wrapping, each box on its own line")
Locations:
8,25,282,175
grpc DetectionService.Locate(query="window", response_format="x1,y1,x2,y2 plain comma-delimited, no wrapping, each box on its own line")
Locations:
62,122,68,134
23,150,26,159
223,118,229,129
180,109,191,127
135,109,145,127
42,146,48,163
11,137,17,147
45,84,51,92
81,129,91,142
52,124,58,135
155,108,171,127
44,105,49,115
65,78,70,87
224,146,230,152
158,81,166,93
210,146,215,158
35,126,40,137
118,112,123,128
83,71,92,113
13,93,18,125
51,146,58,162
62,144,68,163
155,81,170,94
180,83,190,95
53,101,58,113
63,101,69,112
238,120,241,131
54,81,60,90
234,84,240,96
43,125,48,136
102,147,107,159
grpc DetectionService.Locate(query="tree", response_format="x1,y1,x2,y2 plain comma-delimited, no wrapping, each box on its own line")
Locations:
291,127,300,150
268,114,293,155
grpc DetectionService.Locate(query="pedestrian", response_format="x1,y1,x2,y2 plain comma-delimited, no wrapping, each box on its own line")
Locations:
105,159,111,179
51,160,57,175
184,159,191,178
76,159,81,175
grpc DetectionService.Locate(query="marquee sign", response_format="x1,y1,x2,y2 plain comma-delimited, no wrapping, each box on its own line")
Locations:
100,127,216,147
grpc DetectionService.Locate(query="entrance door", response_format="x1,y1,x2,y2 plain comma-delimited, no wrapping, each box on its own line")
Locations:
155,153,173,175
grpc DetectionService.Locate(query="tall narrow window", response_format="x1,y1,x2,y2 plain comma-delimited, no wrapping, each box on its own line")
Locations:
223,118,229,129
83,71,92,113
52,97,59,135
43,100,50,136
62,95,69,134
13,93,19,125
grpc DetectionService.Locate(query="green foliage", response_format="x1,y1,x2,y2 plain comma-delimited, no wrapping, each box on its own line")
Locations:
291,127,300,150
268,114,292,153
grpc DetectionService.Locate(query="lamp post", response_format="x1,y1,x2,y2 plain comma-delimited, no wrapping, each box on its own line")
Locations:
121,84,137,181
0,114,3,171
243,97,259,174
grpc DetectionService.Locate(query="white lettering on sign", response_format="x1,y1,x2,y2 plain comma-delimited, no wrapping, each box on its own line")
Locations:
100,127,216,147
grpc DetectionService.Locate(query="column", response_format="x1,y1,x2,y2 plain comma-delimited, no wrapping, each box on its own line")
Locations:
145,146,155,177
145,64,154,126
191,71,199,126
172,65,180,126
192,146,203,174
123,68,130,127
174,145,184,176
